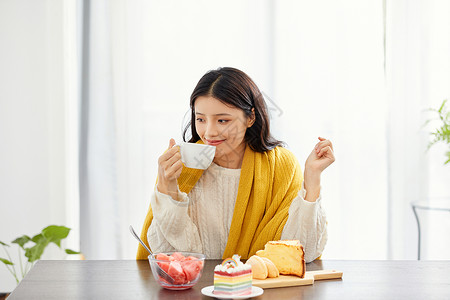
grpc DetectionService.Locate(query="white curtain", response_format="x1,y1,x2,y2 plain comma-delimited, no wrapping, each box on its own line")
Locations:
77,0,450,260
79,0,145,259
386,0,450,259
79,0,118,259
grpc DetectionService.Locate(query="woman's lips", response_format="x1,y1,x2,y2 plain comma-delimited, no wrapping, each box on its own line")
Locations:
206,139,225,146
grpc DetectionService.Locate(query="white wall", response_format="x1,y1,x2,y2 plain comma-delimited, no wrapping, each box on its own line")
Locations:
0,0,69,292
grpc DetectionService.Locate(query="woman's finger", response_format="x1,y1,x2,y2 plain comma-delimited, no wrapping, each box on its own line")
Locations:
159,142,180,163
315,137,329,147
173,162,183,178
315,139,333,153
318,146,335,161
165,160,183,179
169,138,176,148
165,151,182,168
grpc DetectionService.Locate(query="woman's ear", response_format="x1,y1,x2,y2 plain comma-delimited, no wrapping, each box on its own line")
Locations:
247,108,256,128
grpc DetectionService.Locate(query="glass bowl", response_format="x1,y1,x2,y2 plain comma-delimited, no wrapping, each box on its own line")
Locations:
148,252,206,290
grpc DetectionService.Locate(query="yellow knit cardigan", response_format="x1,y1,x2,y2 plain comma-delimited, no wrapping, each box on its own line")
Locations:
136,144,303,260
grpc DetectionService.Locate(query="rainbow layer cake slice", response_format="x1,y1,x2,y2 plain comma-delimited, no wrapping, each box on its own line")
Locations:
214,255,252,296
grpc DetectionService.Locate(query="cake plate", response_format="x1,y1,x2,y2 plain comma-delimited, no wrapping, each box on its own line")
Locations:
201,286,263,299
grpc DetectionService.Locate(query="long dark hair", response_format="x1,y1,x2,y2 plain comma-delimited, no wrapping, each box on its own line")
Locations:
183,67,283,152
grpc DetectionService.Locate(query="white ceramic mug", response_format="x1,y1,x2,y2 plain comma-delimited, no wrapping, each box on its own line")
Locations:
176,142,216,170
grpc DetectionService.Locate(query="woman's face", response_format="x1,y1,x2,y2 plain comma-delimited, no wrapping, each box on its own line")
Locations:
194,96,254,168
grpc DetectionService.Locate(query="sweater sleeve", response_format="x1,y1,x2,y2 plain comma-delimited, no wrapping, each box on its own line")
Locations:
281,182,328,263
147,187,203,253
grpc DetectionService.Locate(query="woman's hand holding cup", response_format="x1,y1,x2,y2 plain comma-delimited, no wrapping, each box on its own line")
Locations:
157,138,183,200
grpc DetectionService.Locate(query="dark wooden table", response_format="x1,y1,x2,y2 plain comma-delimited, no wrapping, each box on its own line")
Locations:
7,259,450,299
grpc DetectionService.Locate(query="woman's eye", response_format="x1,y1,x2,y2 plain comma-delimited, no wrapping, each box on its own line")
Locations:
218,119,229,124
196,118,204,122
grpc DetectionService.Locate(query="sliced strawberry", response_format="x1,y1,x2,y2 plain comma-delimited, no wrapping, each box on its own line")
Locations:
171,252,186,262
197,260,204,269
167,261,187,285
155,253,171,273
157,261,170,273
182,260,201,282
186,256,203,269
155,253,171,261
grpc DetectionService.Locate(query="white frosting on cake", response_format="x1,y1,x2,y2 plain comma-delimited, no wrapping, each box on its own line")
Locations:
214,255,252,273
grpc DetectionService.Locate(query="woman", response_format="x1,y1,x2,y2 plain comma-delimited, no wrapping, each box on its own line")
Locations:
137,67,335,262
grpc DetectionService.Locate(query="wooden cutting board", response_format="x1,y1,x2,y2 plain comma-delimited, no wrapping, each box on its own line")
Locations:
252,269,343,289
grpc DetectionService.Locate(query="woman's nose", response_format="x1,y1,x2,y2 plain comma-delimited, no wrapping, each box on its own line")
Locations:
205,122,219,137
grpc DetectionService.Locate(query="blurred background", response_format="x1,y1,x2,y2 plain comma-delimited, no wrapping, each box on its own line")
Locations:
1,0,450,292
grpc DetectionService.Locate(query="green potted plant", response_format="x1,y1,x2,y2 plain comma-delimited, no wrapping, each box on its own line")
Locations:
426,99,450,164
0,225,80,298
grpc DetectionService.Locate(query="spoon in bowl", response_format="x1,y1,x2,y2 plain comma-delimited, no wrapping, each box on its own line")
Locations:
129,225,175,284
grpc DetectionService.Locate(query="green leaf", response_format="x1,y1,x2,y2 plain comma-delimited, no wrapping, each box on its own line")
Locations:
65,249,81,255
24,242,48,263
42,225,70,248
438,99,447,113
12,235,31,249
31,233,45,244
0,241,9,247
0,257,14,265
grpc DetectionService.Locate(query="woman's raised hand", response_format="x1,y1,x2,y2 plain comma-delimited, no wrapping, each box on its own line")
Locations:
305,137,335,173
156,138,183,200
303,137,335,202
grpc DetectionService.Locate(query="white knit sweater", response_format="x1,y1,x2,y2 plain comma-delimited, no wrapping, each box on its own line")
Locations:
148,162,327,262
